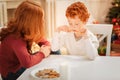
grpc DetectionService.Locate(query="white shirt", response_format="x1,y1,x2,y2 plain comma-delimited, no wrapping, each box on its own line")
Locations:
51,29,99,59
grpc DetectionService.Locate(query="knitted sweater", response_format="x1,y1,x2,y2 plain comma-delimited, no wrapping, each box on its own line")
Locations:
51,29,99,59
0,34,50,77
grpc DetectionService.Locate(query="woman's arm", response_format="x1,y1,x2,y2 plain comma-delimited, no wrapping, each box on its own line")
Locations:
11,39,45,68
38,38,51,46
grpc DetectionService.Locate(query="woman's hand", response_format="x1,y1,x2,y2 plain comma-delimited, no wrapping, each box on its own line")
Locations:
40,45,51,57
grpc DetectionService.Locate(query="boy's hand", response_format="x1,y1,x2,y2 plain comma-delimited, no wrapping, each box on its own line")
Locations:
74,27,88,39
55,25,72,32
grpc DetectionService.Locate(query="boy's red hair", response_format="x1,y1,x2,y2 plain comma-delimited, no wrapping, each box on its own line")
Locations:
66,2,90,22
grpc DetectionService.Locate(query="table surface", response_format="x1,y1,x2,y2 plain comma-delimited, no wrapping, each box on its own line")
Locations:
17,55,120,80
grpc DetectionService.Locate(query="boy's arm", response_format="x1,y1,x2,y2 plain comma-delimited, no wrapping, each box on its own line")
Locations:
51,32,61,51
84,38,99,60
89,31,99,49
51,31,66,52
84,31,99,60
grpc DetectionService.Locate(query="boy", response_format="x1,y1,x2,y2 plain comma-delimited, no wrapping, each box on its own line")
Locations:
51,2,99,60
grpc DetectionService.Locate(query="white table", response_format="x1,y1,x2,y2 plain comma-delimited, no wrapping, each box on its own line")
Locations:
17,55,120,80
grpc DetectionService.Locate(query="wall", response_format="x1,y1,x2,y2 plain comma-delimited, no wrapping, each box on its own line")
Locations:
55,0,75,27
85,0,113,23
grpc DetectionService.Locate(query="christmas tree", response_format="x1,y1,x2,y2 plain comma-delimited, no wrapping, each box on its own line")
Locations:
106,0,120,24
106,0,120,43
106,0,120,53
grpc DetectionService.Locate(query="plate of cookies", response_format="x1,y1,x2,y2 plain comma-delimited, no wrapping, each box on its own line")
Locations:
30,68,60,80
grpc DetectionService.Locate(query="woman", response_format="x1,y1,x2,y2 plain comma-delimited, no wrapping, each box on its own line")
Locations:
0,1,50,80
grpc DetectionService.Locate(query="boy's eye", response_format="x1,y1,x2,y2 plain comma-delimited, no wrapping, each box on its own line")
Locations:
69,23,72,26
75,24,79,25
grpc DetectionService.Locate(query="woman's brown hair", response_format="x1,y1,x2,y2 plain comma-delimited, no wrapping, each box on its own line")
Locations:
66,1,90,22
0,0,45,46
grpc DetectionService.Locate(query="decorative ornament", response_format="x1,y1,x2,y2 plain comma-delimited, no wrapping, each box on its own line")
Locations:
112,18,117,23
115,3,119,7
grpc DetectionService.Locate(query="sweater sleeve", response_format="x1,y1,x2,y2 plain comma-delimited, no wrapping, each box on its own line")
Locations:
84,38,98,60
51,32,65,51
84,31,99,60
12,39,45,68
38,38,51,46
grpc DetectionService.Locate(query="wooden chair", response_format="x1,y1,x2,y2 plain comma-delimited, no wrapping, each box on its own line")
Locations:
86,24,113,56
